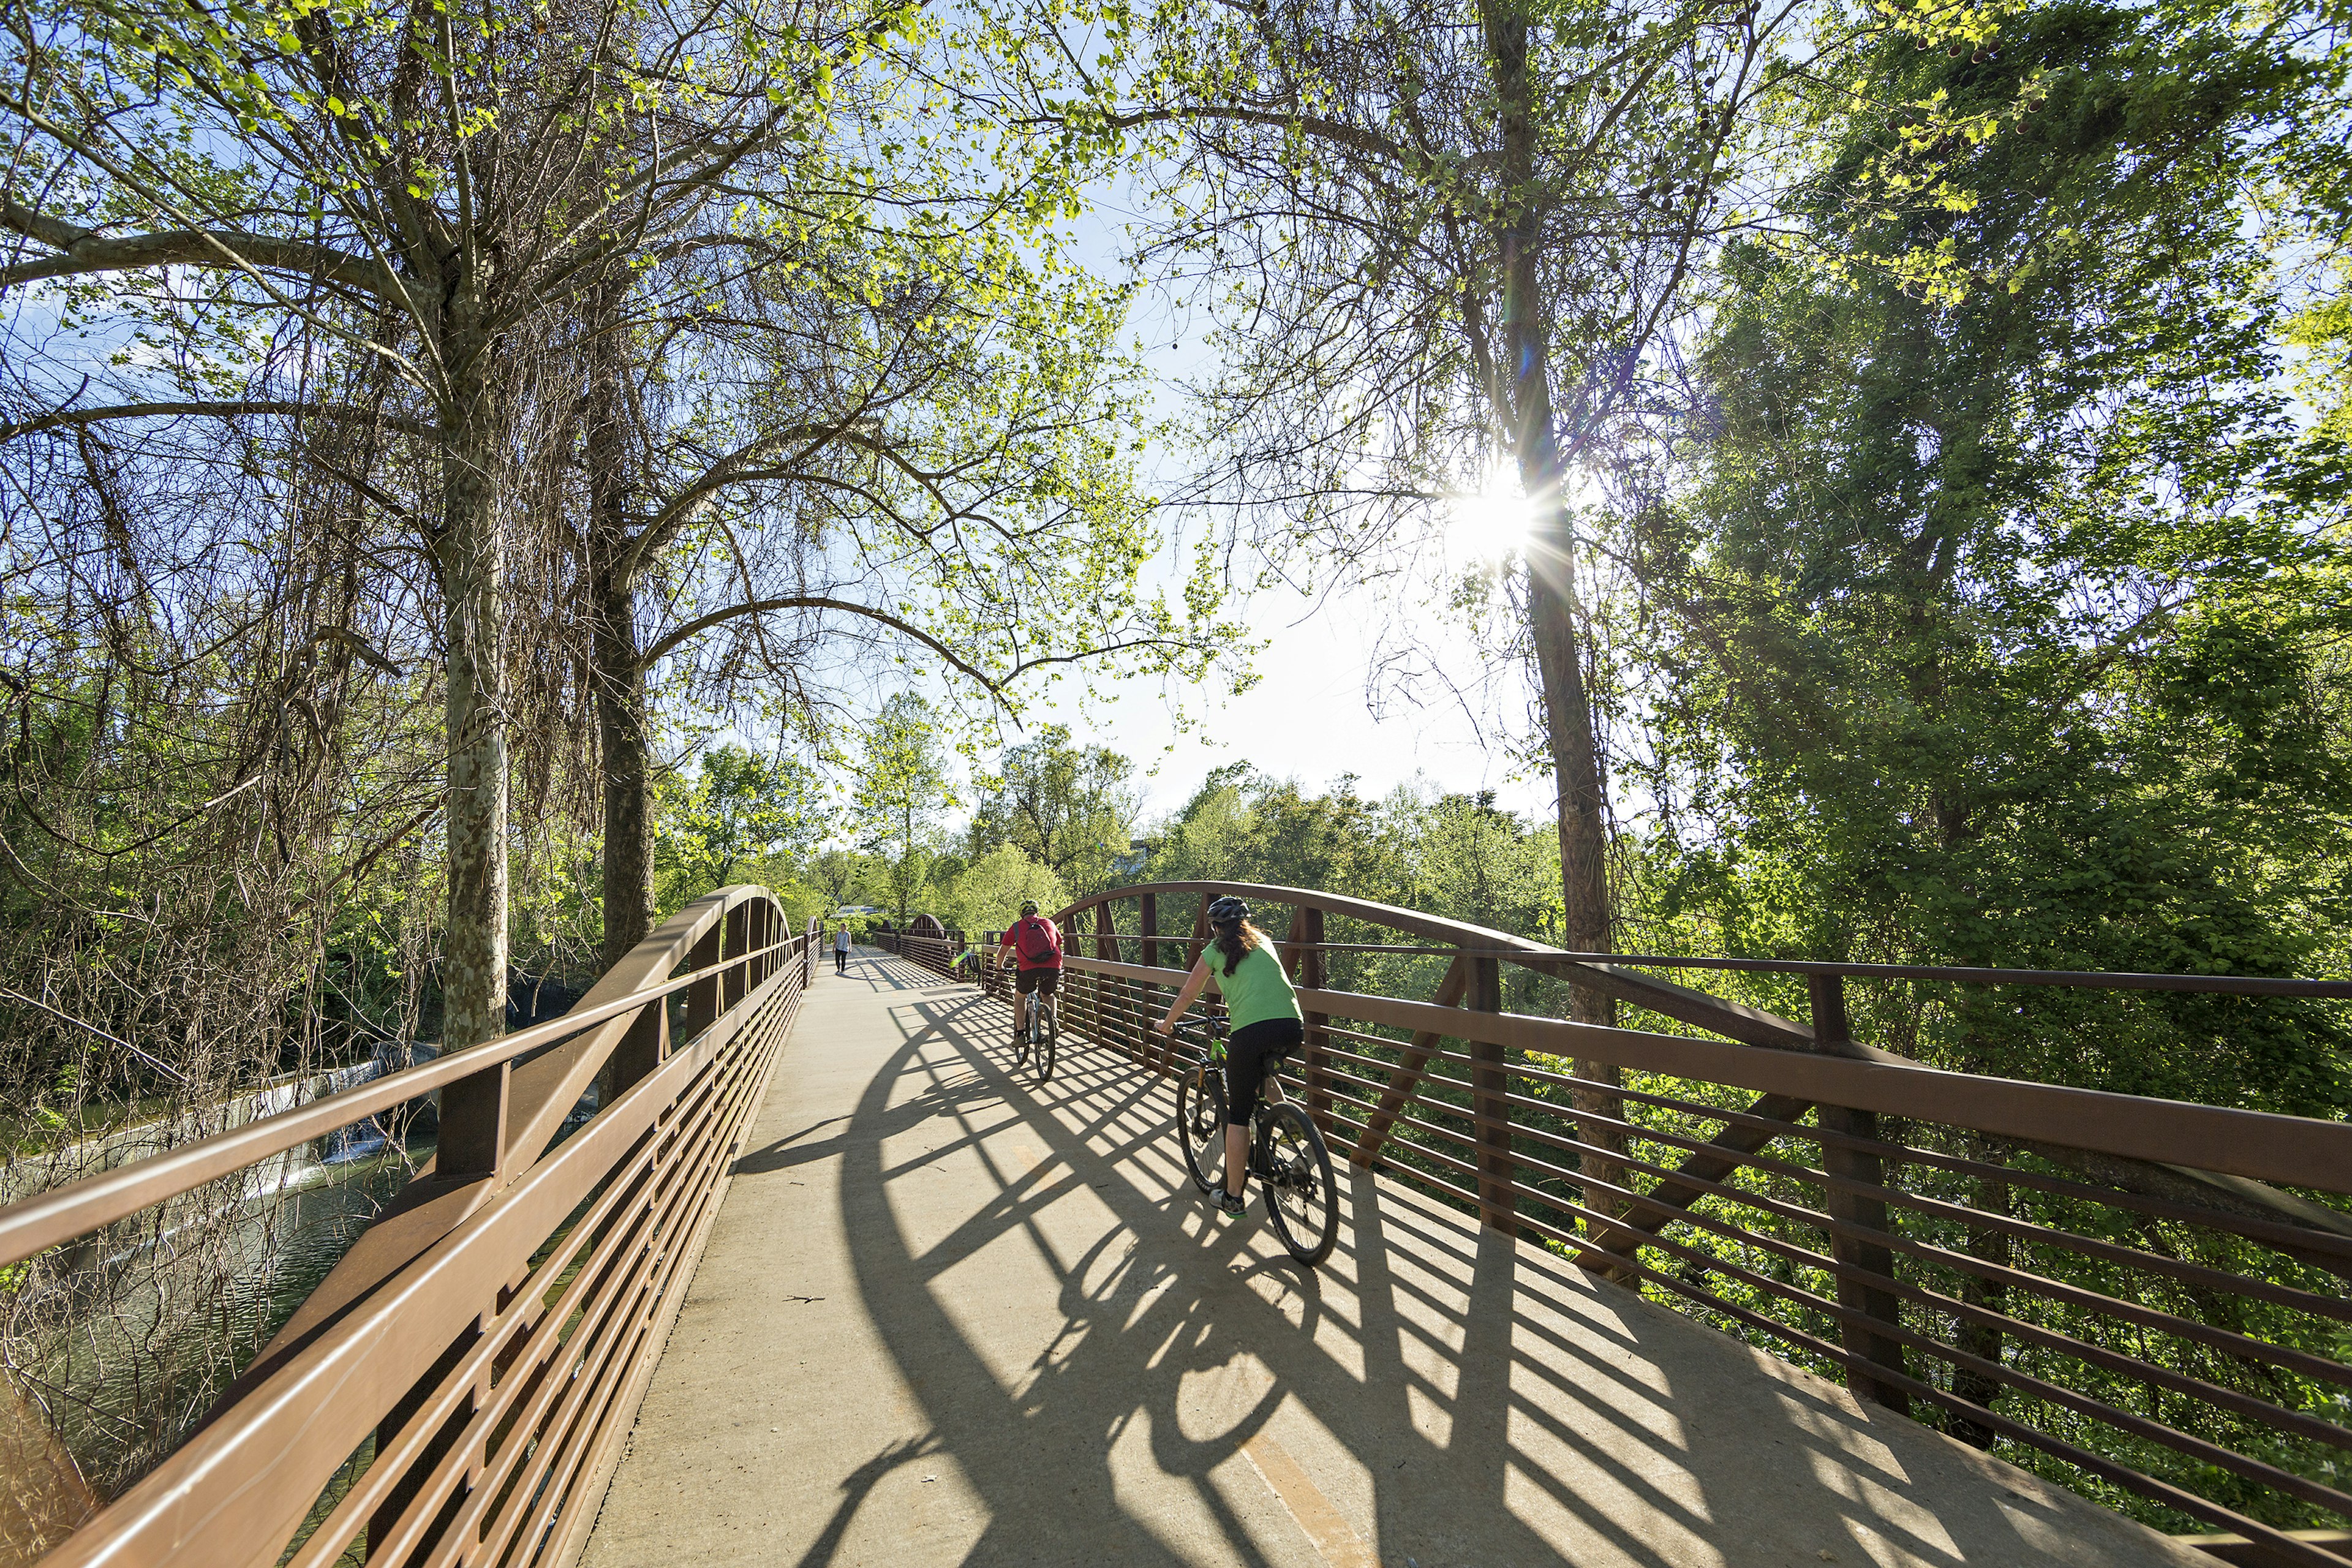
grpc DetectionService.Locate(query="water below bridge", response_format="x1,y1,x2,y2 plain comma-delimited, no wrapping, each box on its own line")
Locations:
575,949,2206,1568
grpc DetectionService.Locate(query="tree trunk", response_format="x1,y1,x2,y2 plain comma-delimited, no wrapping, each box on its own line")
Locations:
1483,0,1628,1260
1524,469,1630,1258
584,277,654,971
592,573,653,969
438,311,509,1052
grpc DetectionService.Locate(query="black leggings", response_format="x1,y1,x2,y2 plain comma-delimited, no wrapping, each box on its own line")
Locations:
835,948,848,973
1224,1016,1305,1127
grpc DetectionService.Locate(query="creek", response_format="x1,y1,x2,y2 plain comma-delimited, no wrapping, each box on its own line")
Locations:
2,1071,432,1563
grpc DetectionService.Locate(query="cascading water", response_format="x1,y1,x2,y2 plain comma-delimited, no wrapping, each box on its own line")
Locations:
0,1054,435,1540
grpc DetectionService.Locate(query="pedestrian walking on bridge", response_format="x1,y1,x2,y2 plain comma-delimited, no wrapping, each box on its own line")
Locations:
834,923,851,974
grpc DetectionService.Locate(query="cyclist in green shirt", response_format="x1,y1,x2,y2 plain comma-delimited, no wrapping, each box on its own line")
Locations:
1151,895,1305,1217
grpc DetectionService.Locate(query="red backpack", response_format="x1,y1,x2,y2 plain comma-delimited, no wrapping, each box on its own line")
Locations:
1014,916,1061,965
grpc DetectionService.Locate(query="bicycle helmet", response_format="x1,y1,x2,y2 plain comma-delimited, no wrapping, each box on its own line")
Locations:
1208,895,1250,925
1019,900,1040,916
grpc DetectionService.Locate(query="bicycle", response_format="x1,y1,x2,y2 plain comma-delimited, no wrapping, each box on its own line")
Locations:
1170,1016,1338,1265
1011,973,1057,1086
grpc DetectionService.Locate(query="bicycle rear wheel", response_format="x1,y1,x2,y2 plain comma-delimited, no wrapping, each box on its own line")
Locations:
1175,1068,1227,1193
1034,994,1057,1084
1259,1103,1339,1264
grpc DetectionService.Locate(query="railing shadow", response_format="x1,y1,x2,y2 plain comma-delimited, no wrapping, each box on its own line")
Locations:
794,954,2122,1567
839,947,952,994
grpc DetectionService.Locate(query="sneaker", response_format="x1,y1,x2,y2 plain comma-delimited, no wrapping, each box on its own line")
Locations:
1215,1191,1246,1218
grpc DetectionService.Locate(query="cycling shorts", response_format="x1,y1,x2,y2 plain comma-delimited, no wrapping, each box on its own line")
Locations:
1014,967,1060,995
1224,1016,1305,1127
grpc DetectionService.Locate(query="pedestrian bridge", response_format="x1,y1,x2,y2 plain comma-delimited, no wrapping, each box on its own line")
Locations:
3,884,2347,1568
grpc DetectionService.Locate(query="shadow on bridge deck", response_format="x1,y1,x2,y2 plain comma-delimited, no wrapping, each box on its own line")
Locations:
578,949,2203,1568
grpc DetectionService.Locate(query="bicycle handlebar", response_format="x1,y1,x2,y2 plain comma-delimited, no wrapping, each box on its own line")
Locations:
1164,1014,1229,1045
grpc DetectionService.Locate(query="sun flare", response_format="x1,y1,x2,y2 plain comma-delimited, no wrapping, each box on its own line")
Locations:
1447,478,1533,562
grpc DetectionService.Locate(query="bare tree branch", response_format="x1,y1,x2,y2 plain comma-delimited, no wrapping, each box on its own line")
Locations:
0,400,435,444
0,200,402,296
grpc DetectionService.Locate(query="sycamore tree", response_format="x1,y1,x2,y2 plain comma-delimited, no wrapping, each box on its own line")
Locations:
2,0,1250,1035
1021,0,2011,1005
998,0,2022,1226
567,45,1243,968
0,0,925,1047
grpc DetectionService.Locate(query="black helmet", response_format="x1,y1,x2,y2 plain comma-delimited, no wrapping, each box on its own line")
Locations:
1019,900,1040,916
1208,895,1250,925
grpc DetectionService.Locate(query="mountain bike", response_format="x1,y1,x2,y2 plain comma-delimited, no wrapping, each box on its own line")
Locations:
1171,1017,1338,1265
1012,976,1057,1086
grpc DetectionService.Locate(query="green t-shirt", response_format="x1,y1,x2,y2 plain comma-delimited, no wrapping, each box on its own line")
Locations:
1208,943,1304,1031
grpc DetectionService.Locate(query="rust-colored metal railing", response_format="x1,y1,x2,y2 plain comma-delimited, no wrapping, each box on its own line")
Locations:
871,925,965,981
1023,881,2352,1567
0,888,821,1568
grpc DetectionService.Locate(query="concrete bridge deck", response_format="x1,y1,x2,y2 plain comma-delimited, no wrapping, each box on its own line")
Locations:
576,949,2206,1568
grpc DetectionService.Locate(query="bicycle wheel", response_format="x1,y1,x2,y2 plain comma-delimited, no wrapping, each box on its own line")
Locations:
1175,1068,1227,1193
1034,994,1057,1084
1259,1103,1339,1265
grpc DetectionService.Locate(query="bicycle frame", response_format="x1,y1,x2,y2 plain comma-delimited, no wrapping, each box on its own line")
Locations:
1172,1017,1280,1092
1168,1014,1338,1263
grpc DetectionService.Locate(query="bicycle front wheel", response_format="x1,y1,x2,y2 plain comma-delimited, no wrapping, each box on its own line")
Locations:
1034,995,1057,1084
1260,1103,1339,1265
1175,1069,1227,1193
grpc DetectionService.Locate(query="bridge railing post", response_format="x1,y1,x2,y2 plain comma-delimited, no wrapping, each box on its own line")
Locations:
1095,903,1127,1063
1811,974,1910,1414
610,993,668,1099
1298,906,1329,1135
724,901,751,1011
435,1060,510,1183
1468,954,1516,1235
1137,894,1161,1070
685,919,722,1040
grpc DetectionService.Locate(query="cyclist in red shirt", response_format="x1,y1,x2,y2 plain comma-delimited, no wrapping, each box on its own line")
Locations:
997,900,1063,1050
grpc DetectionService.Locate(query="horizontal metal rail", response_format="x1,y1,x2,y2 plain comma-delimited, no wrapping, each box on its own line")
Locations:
1254,944,2352,997
0,932,804,1269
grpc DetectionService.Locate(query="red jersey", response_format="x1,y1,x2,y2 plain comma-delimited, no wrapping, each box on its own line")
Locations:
1000,915,1063,971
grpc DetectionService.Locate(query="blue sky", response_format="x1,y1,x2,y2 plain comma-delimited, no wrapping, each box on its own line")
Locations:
1000,177,1557,829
